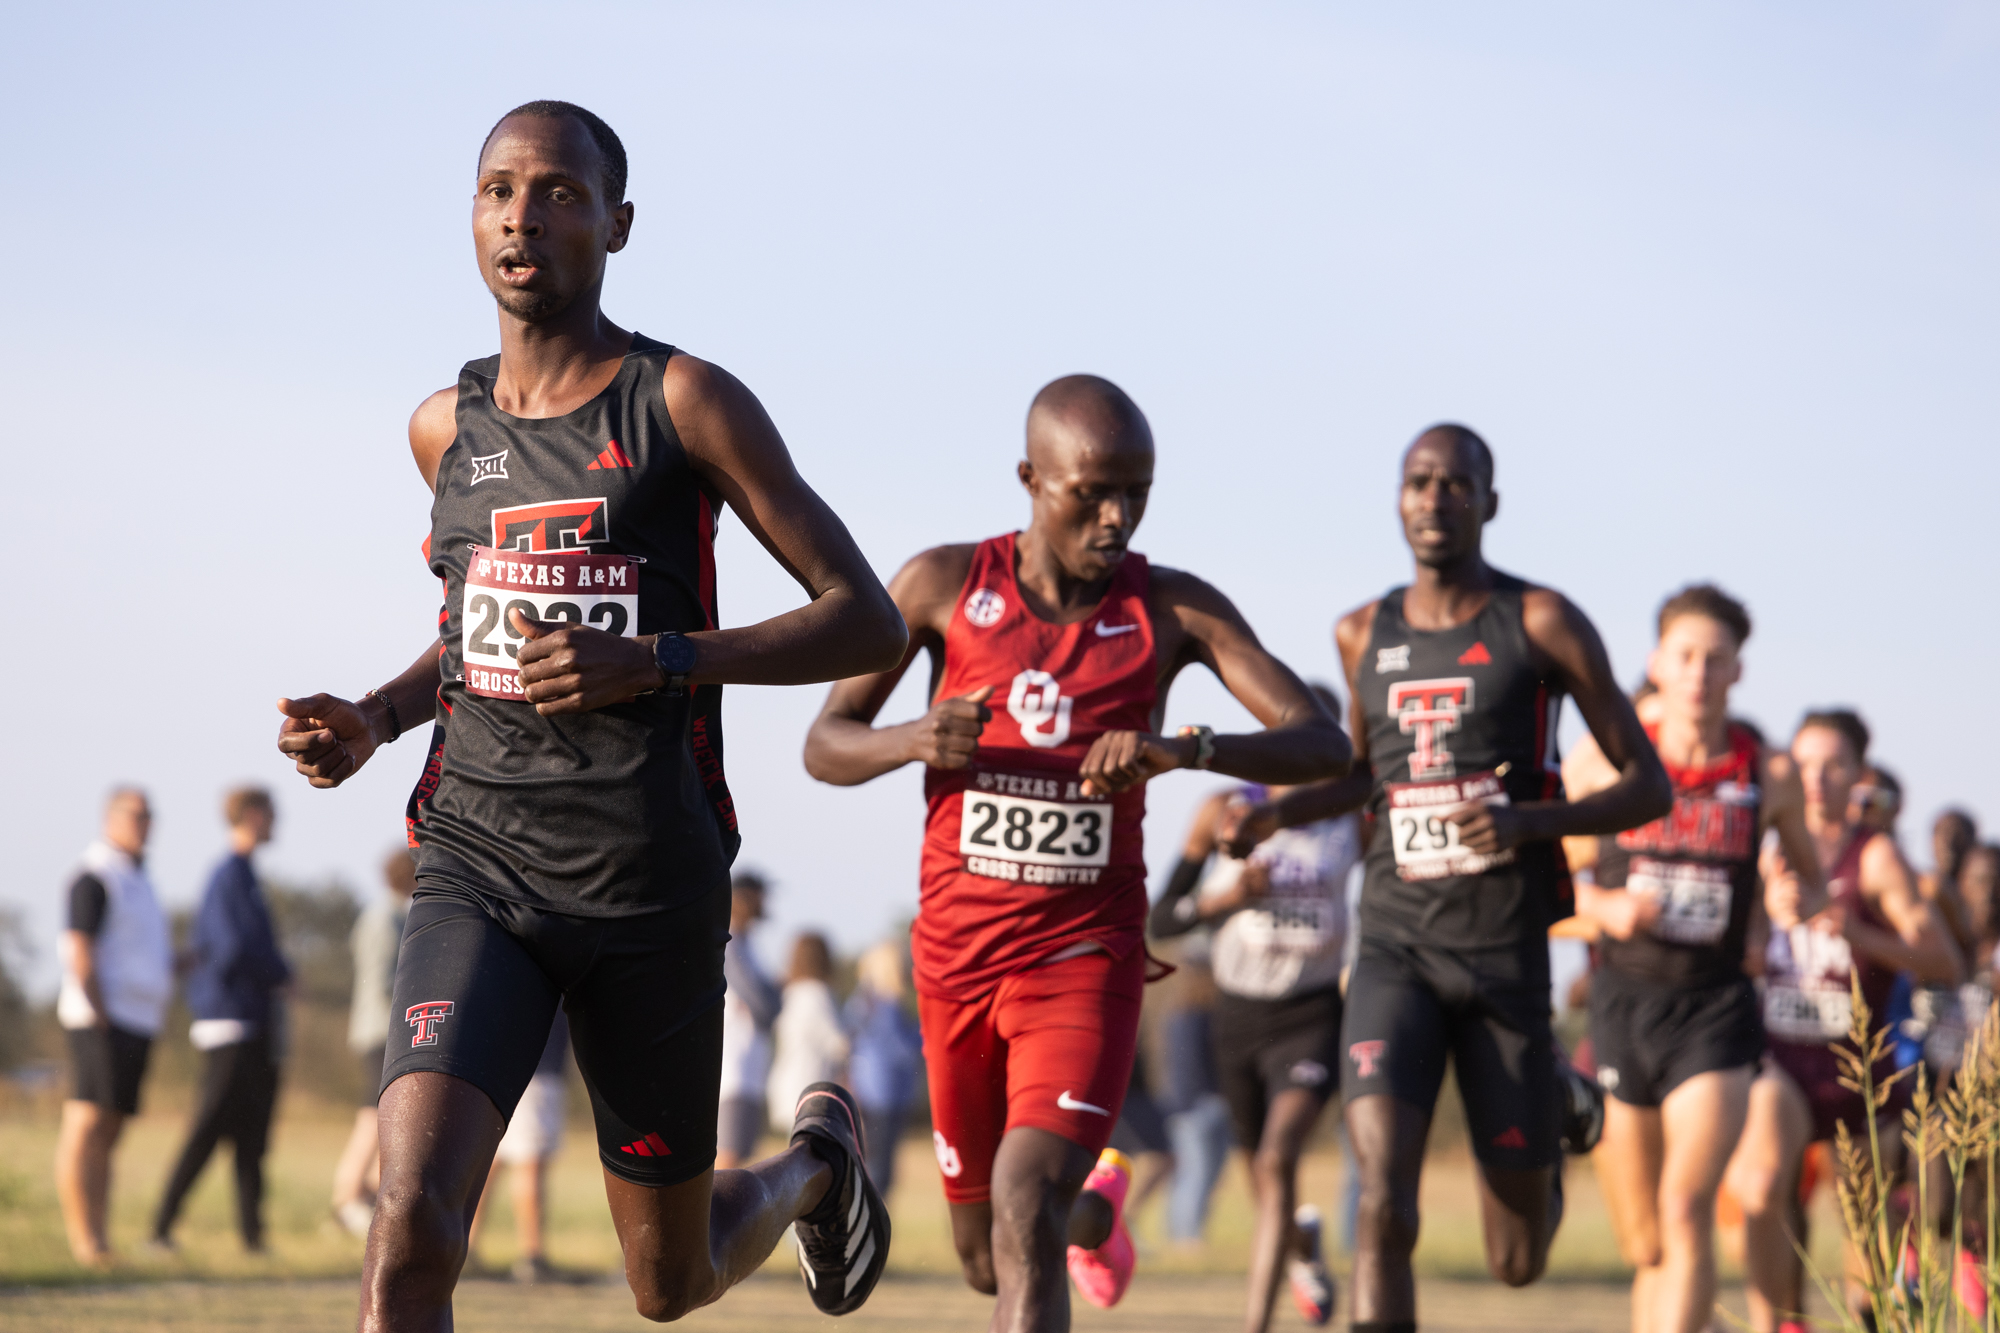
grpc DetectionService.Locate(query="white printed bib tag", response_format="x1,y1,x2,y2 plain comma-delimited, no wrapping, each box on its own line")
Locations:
958,770,1111,887
1384,769,1515,881
1764,983,1853,1043
1628,857,1732,945
460,544,640,699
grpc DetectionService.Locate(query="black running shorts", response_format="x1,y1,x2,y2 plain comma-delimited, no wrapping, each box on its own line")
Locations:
382,877,729,1187
66,1024,153,1116
1340,936,1559,1170
1213,987,1343,1151
1589,970,1763,1108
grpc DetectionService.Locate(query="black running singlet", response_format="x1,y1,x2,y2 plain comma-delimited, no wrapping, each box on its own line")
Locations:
1595,723,1762,987
408,334,739,917
1357,575,1568,949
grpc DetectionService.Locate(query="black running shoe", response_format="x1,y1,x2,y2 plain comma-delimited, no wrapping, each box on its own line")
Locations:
1556,1055,1605,1155
790,1081,891,1315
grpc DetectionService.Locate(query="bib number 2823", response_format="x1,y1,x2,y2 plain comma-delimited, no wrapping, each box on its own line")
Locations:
959,789,1110,885
461,545,640,699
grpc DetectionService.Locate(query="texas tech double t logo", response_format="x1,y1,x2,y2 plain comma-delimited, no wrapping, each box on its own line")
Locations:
406,1000,454,1047
1388,678,1475,779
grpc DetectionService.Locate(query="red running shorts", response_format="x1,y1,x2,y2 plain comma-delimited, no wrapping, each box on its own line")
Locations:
917,946,1144,1205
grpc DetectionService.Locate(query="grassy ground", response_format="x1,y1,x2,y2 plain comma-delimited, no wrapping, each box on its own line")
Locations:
0,1096,1843,1327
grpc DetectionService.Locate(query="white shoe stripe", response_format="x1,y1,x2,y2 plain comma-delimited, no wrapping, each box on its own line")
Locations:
798,1246,817,1289
844,1235,876,1296
846,1167,863,1230
845,1200,869,1260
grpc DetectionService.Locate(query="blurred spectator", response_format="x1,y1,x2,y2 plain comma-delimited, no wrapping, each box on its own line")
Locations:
153,786,291,1253
331,848,416,1235
843,941,922,1195
470,1011,572,1283
767,932,849,1132
717,872,780,1169
1158,951,1232,1244
55,786,171,1266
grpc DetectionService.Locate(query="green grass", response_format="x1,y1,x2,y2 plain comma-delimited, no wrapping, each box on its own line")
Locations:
0,1094,1845,1292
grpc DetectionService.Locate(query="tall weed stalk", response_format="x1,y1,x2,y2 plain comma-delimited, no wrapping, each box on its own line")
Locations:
1797,977,1999,1331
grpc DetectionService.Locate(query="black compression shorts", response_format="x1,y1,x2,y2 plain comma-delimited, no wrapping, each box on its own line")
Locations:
1213,987,1342,1151
1589,971,1763,1108
383,878,729,1188
66,1024,153,1116
1340,936,1559,1170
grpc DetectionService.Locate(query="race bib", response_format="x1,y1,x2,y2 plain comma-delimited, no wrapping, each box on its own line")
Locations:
1628,857,1732,945
1764,983,1852,1043
460,545,640,699
1384,770,1515,881
958,772,1111,887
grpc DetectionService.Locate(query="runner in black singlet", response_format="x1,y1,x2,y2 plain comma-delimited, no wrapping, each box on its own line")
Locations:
1221,425,1672,1331
1560,586,1822,1333
274,102,907,1329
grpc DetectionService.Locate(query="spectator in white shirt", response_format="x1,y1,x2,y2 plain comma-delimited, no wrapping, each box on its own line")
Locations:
767,932,850,1133
55,787,171,1266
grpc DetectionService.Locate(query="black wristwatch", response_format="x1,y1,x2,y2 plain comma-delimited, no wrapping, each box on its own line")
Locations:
651,632,698,698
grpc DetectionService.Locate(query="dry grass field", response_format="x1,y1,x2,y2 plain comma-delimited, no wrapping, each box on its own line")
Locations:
0,1095,1843,1329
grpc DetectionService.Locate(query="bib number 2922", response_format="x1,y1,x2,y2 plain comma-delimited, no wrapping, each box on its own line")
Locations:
461,545,640,699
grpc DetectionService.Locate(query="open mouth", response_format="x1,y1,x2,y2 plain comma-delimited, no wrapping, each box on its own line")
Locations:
495,252,542,285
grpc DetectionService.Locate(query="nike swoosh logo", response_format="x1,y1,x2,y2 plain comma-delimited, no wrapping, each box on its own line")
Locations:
1057,1090,1111,1116
1094,622,1139,637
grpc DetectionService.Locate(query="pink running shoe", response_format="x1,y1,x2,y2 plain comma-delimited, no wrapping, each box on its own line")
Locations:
1067,1148,1136,1309
1959,1246,1989,1320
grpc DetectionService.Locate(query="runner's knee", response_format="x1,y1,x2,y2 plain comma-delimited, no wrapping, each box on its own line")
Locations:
1354,1175,1419,1257
369,1180,467,1278
628,1254,719,1323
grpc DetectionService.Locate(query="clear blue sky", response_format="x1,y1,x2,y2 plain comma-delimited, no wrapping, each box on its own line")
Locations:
4,3,1995,989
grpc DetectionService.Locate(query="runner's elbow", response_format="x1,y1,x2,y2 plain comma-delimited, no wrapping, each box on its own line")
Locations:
846,587,909,676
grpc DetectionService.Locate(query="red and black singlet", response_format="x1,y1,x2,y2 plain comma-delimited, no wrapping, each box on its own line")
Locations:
409,334,738,917
912,534,1157,1001
1596,723,1763,986
1357,574,1569,950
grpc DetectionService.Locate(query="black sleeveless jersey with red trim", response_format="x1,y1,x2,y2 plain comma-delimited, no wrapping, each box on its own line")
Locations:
408,333,739,917
1595,723,1762,987
1358,574,1569,949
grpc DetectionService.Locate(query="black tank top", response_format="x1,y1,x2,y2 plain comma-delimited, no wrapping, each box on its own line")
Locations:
1595,723,1762,987
407,334,739,916
1358,575,1568,949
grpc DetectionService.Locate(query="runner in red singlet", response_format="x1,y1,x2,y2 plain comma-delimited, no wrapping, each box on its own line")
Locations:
805,375,1351,1332
1721,709,1959,1333
1560,586,1822,1333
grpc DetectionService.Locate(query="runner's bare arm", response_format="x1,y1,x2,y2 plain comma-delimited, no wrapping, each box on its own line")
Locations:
1560,731,1657,941
1078,568,1351,797
274,390,457,788
1839,837,1962,985
1448,588,1671,856
803,546,993,786
1758,747,1826,928
1216,602,1378,856
510,355,908,714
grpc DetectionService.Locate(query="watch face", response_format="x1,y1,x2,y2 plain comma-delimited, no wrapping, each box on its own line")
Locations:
657,633,699,676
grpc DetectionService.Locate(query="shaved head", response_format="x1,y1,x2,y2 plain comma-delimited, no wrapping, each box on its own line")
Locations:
1026,374,1153,467
1406,422,1493,491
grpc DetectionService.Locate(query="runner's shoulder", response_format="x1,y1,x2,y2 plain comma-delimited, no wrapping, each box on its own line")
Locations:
410,385,459,489
1332,599,1381,663
889,544,980,636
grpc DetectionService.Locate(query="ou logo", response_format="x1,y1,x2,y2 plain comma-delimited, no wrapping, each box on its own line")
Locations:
933,1131,962,1178
1008,669,1072,749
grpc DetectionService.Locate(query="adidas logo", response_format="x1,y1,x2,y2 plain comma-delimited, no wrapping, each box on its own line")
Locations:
618,1131,672,1158
1491,1125,1527,1150
1458,641,1492,665
586,440,634,471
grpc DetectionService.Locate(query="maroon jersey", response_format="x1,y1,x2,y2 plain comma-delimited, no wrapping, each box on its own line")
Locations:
912,534,1157,1001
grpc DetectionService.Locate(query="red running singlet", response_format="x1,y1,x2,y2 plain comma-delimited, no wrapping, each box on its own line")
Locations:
912,533,1158,1002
